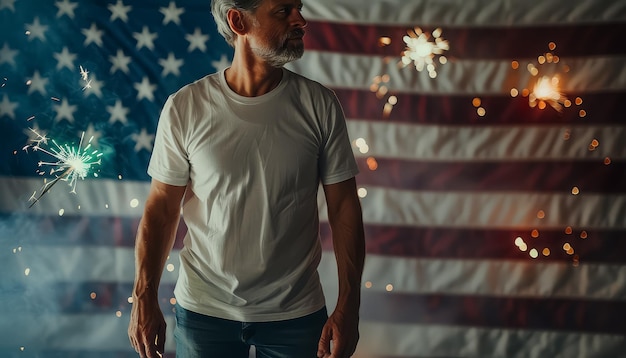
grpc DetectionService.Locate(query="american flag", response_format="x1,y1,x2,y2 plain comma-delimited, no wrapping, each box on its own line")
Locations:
1,0,625,357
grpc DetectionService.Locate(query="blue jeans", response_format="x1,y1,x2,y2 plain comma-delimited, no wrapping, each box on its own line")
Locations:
174,303,328,358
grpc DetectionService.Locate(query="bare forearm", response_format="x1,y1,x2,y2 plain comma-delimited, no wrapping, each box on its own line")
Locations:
132,181,185,300
318,180,365,357
132,211,179,300
128,181,184,356
324,178,366,310
331,205,365,309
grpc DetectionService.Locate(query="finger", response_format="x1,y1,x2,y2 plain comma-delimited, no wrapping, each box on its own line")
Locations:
131,337,139,353
144,341,159,358
132,335,144,355
129,327,138,352
156,323,167,354
317,324,332,357
136,340,148,358
138,331,160,358
330,334,346,358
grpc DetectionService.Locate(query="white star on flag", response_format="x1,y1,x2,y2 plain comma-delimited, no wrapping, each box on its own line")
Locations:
0,43,18,66
212,54,232,72
109,49,132,74
27,71,49,95
26,17,48,42
83,123,102,148
107,99,129,125
186,28,209,52
0,0,15,12
134,77,156,101
24,123,47,142
82,23,104,46
0,94,18,119
82,74,104,98
133,26,157,51
53,97,77,123
159,53,184,77
160,1,184,25
53,47,77,70
131,128,154,152
55,0,78,19
108,0,132,22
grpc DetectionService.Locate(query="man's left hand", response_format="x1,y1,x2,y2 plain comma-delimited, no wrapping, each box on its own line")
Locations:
317,307,360,358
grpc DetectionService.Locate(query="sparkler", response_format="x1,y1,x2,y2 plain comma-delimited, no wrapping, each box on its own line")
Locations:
400,27,449,78
509,43,594,264
79,65,92,90
79,65,89,81
23,129,102,207
528,74,566,111
82,79,92,91
511,42,582,113
370,29,450,117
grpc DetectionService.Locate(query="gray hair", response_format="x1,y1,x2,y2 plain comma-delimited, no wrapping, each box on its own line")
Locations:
211,0,264,47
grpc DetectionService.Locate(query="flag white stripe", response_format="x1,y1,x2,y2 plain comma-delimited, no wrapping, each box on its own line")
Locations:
1,178,622,229
10,247,626,301
0,177,149,217
346,122,626,161
287,52,626,94
353,321,626,357
330,254,626,302
0,313,623,356
0,313,174,351
302,0,626,27
320,187,626,230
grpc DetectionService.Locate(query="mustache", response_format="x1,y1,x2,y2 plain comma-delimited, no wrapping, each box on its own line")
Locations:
286,29,305,40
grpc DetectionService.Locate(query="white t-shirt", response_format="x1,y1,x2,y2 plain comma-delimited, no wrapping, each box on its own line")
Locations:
147,68,359,322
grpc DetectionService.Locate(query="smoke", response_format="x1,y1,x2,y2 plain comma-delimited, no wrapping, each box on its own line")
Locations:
0,214,55,356
0,211,132,356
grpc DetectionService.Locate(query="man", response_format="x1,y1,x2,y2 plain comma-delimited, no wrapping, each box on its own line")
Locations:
128,0,365,357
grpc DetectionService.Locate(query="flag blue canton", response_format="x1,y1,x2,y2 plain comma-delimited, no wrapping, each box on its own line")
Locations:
0,0,233,182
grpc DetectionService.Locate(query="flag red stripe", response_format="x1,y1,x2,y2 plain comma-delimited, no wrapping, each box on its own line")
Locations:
359,291,626,334
334,89,624,125
355,158,625,193
8,281,624,335
304,20,626,59
320,224,626,264
9,214,624,264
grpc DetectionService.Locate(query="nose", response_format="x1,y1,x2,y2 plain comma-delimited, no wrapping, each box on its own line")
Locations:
290,8,307,28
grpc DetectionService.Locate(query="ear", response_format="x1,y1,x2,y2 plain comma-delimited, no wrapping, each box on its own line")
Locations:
227,8,247,37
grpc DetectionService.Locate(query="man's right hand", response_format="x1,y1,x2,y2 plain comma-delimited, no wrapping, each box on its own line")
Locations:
128,297,166,358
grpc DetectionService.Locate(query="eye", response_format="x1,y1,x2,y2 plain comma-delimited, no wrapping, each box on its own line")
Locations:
275,3,303,16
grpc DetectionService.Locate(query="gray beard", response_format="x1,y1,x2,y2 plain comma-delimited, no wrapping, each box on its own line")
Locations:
253,42,304,68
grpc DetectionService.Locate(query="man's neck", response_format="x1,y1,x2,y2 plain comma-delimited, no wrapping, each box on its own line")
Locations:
224,53,283,97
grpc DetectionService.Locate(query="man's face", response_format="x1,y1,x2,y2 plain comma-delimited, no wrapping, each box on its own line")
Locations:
246,0,307,67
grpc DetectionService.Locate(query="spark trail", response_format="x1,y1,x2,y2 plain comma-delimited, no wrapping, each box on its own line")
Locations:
24,129,102,207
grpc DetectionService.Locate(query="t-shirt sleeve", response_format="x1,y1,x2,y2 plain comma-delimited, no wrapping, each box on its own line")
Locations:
147,96,190,186
319,93,359,185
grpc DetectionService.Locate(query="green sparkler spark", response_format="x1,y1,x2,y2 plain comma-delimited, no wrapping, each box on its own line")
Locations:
25,129,102,207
